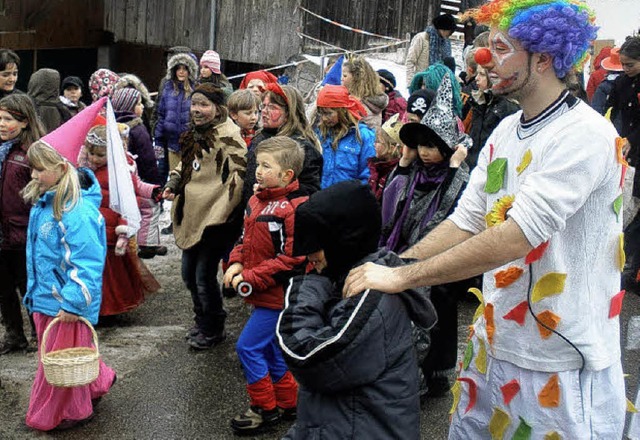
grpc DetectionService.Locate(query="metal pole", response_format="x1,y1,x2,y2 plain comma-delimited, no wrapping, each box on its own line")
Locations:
209,0,216,49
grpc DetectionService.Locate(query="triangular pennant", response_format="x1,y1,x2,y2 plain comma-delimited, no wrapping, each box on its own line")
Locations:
619,233,626,272
488,407,510,440
484,303,495,346
536,310,561,339
449,380,462,414
494,266,524,288
525,241,549,264
516,149,532,175
512,417,532,440
531,273,567,303
538,374,560,408
485,158,508,193
503,301,528,326
457,377,478,414
500,379,520,405
613,194,623,221
609,290,625,319
475,338,487,374
463,341,474,370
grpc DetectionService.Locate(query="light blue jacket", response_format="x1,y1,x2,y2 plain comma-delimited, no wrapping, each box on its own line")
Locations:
317,123,376,189
24,168,107,325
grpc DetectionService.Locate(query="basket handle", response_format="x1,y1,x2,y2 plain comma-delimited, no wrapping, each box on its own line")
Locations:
40,316,99,356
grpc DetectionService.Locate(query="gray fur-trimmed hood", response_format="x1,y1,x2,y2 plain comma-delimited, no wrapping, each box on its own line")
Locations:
115,74,154,109
166,53,198,82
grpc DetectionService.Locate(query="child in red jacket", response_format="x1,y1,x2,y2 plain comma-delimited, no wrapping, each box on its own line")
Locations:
224,136,307,434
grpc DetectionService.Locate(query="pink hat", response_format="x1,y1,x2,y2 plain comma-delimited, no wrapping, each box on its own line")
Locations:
200,50,221,74
40,97,107,165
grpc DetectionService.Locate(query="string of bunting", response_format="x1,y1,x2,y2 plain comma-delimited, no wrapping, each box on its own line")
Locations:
297,5,403,42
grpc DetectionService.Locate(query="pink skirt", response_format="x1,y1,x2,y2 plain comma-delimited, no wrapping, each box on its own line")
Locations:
25,313,116,431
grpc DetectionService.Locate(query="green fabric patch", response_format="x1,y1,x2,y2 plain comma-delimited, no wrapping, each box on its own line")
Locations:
463,340,473,370
613,194,623,221
485,158,508,194
512,417,532,440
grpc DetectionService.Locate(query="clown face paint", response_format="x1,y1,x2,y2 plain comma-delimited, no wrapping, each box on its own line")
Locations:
261,95,287,129
486,30,531,97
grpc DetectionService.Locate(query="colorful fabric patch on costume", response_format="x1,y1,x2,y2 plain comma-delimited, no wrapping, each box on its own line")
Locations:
538,374,560,408
486,195,515,227
469,287,485,323
619,233,626,272
531,273,566,303
494,266,524,288
513,417,532,440
463,341,474,370
525,241,549,264
616,137,629,167
627,397,638,413
484,303,495,346
475,339,487,374
458,377,478,414
450,380,462,414
500,379,520,405
488,407,510,440
516,149,532,175
536,310,561,339
544,432,562,440
485,158,508,193
503,301,528,326
609,290,625,319
613,194,623,221
620,164,628,189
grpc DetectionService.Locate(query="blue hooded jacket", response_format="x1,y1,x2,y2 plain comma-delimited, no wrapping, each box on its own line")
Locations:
24,168,107,325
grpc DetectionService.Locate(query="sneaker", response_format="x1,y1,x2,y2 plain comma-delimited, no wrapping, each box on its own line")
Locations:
278,406,297,421
0,336,28,355
185,326,199,340
230,406,280,434
161,223,173,235
188,331,226,350
137,246,157,259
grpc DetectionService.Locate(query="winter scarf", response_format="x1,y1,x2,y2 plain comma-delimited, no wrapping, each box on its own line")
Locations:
427,26,451,67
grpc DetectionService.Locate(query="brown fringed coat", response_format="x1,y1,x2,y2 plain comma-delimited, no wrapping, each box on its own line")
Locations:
166,117,247,250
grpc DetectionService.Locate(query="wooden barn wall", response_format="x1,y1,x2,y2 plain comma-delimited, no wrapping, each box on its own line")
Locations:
105,0,301,66
0,0,106,50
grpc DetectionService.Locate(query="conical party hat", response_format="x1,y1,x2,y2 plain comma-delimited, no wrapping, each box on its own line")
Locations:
420,74,459,150
40,97,107,165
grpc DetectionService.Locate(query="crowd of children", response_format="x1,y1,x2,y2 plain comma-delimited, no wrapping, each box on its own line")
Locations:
0,0,639,436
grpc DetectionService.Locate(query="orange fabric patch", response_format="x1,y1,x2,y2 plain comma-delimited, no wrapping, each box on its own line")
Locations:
538,374,560,408
616,137,629,167
536,310,561,339
494,266,524,288
484,303,495,346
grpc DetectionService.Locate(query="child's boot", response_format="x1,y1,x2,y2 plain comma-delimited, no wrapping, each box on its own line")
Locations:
231,375,280,434
273,371,298,420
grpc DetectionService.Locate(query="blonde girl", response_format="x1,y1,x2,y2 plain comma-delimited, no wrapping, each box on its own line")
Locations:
22,142,115,431
341,55,389,127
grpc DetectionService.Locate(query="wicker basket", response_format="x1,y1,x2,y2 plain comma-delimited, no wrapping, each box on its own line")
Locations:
41,317,100,388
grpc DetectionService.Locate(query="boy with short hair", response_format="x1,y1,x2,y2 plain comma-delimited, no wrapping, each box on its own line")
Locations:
227,89,261,146
223,136,306,434
60,76,86,117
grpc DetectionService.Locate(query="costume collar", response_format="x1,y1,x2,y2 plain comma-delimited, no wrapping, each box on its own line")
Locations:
517,90,578,139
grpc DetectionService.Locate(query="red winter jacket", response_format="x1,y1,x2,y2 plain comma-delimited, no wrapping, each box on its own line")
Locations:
0,142,32,250
228,180,307,310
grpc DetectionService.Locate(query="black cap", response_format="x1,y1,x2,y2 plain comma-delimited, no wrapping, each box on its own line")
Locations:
433,14,457,32
377,69,396,92
61,76,83,90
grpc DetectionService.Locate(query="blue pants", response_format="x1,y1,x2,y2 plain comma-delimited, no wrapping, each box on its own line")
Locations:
236,307,288,384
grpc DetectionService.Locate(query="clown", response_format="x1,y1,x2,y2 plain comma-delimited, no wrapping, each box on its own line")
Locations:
343,1,627,438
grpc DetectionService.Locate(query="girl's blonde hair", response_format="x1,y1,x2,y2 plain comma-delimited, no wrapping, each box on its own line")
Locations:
0,94,45,148
263,85,322,152
22,141,80,220
343,56,380,100
318,107,361,151
375,128,401,160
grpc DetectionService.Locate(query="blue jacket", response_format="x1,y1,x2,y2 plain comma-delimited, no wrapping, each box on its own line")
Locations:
317,123,375,189
153,80,193,153
24,168,107,325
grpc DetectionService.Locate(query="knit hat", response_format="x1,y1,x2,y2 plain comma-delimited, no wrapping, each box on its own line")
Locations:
61,76,83,90
321,55,344,86
40,97,107,164
433,14,457,32
192,83,225,106
200,50,222,74
400,75,471,156
89,69,120,102
381,113,403,145
166,53,199,81
406,89,436,118
112,88,141,113
239,70,279,90
317,85,368,120
377,69,396,93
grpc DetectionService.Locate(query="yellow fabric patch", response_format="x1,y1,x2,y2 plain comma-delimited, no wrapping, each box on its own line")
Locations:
619,233,626,272
627,398,638,413
531,273,567,303
475,339,487,374
516,149,532,175
538,374,560,408
449,380,462,415
486,195,515,228
489,407,511,440
469,287,485,323
544,432,562,440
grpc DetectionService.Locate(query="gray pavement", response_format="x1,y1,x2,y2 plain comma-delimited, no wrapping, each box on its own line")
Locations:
1,228,640,439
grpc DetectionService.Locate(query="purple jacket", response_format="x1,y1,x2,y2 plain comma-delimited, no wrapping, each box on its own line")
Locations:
116,112,162,186
153,80,193,153
0,142,33,249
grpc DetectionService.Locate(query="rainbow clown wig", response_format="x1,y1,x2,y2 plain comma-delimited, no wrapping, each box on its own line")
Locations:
474,0,598,78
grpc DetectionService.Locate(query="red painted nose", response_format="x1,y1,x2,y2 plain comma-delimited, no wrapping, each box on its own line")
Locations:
474,47,493,66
